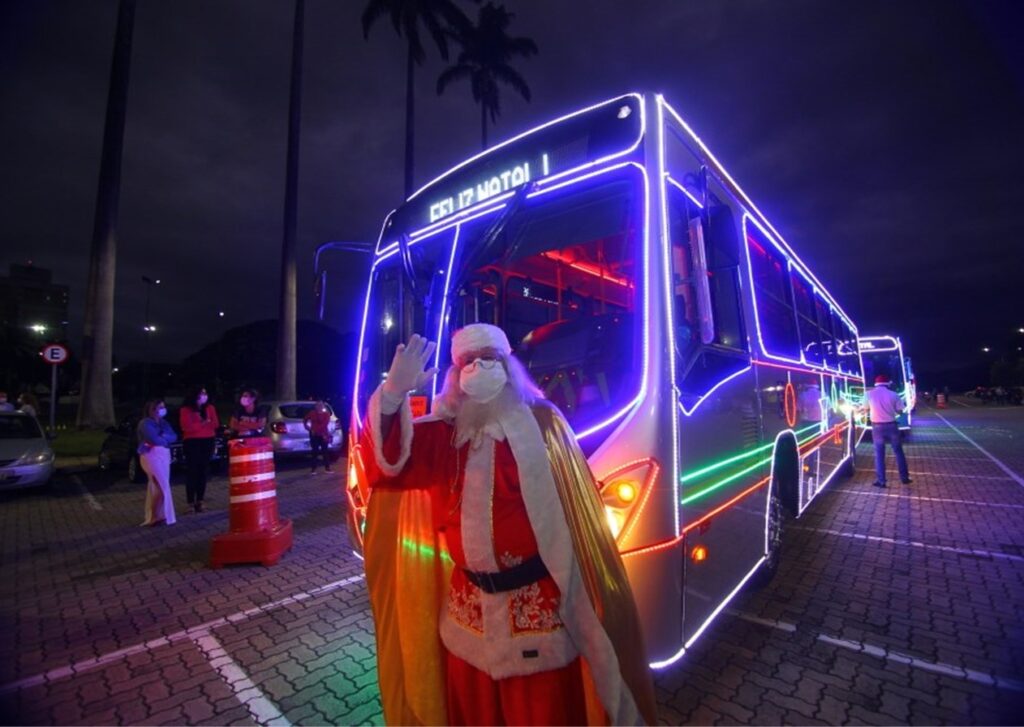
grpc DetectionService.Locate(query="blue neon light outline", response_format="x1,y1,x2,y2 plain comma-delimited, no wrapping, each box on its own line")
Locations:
666,175,704,209
659,99,857,333
858,334,900,352
406,93,646,204
676,365,754,418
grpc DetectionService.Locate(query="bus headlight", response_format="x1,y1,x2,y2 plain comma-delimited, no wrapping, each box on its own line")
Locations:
605,506,625,538
598,459,659,544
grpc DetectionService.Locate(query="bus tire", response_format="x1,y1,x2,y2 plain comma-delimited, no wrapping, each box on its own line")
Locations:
750,476,783,589
773,435,800,516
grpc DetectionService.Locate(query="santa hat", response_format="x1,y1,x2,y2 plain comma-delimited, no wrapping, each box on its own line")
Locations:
451,323,511,362
874,374,891,386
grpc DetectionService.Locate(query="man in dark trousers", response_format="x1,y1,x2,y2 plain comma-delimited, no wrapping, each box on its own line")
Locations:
303,400,333,474
864,374,912,488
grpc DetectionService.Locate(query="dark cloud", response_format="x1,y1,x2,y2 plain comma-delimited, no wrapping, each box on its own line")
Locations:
1,0,1022,386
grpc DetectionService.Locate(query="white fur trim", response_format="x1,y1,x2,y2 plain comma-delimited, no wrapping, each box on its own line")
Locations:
367,386,413,476
499,402,643,725
460,440,499,573
451,323,511,362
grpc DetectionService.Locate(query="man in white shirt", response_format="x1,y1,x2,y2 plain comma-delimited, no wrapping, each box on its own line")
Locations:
863,374,912,488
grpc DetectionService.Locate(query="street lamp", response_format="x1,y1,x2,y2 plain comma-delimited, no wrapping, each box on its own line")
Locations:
29,323,47,334
982,347,991,353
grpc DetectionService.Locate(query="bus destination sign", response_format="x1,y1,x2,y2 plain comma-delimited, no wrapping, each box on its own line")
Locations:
428,153,550,223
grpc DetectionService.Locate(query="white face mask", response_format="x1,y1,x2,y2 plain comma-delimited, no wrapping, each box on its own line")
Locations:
156,407,167,418
240,396,253,407
459,360,508,403
197,394,208,405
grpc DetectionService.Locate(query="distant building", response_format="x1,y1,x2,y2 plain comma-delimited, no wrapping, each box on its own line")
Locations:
0,263,70,338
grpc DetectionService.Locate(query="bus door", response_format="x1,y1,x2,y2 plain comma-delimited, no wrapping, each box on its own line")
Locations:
666,179,759,641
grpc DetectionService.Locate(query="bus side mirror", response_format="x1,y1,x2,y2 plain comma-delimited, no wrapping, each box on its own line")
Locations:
688,217,715,345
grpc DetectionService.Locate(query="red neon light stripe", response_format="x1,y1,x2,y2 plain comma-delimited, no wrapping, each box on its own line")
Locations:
621,475,771,559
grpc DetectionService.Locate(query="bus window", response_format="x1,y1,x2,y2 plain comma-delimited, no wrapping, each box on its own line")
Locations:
449,169,641,444
815,297,838,368
791,271,821,365
747,226,800,359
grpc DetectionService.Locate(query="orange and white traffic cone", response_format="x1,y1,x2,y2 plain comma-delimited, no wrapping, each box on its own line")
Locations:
210,437,293,568
936,393,947,409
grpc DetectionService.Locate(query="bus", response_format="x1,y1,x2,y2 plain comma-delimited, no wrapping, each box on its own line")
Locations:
344,92,865,669
858,335,914,429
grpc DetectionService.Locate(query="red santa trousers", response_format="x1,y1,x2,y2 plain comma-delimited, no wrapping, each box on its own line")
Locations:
445,649,588,726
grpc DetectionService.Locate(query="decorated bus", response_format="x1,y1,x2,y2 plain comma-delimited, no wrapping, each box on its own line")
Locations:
858,335,915,430
344,93,865,668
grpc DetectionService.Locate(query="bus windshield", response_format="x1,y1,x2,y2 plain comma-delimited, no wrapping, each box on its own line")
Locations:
355,166,643,448
861,350,906,391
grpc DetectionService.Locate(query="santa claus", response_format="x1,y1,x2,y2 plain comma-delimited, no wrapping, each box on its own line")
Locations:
359,324,656,725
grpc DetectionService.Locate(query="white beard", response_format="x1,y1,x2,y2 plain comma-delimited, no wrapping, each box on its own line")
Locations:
453,386,521,448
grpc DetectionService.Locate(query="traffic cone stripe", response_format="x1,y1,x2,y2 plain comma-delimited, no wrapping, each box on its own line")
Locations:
230,490,278,504
229,471,276,485
230,452,275,464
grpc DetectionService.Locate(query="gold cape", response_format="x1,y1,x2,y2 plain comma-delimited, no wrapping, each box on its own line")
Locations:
363,402,657,725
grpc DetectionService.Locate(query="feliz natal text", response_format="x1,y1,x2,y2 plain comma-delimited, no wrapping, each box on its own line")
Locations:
428,154,549,223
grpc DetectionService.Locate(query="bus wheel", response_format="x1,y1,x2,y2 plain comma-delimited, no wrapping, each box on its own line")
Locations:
751,478,783,589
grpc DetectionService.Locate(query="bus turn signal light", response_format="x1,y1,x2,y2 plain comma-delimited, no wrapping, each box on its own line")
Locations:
690,545,708,563
615,481,638,504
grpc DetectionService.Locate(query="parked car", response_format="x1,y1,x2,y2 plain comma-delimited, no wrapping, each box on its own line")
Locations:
0,412,55,489
98,415,228,483
261,401,344,457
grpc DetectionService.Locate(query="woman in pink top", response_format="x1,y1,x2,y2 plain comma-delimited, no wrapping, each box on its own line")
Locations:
180,386,220,513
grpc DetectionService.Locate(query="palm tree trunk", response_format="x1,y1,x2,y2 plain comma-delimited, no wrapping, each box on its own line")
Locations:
404,41,415,198
481,102,487,150
277,0,304,402
78,0,135,430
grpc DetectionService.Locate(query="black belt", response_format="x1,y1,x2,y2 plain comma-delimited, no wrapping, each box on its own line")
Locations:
463,554,549,594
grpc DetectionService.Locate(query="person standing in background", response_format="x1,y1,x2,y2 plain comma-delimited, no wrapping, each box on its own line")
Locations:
138,399,178,526
229,389,266,438
0,392,13,412
180,386,220,513
303,400,333,474
863,374,912,488
17,392,39,418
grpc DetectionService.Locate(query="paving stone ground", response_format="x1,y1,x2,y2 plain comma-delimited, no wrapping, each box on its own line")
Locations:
1,402,1022,725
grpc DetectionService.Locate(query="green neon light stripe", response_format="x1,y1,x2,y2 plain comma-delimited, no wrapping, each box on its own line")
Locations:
679,423,818,484
679,424,830,506
401,537,454,564
681,455,770,505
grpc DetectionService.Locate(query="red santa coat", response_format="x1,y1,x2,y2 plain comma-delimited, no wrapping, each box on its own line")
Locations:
360,386,656,725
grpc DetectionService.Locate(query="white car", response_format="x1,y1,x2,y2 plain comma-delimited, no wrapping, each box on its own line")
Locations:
0,412,55,489
261,401,344,457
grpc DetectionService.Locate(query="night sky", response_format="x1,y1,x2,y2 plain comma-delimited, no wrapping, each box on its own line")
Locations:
2,0,1022,388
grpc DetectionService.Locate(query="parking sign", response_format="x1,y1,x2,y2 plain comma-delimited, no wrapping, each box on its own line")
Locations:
42,343,69,365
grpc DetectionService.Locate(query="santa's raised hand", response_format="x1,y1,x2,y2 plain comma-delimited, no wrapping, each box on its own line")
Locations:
382,334,439,397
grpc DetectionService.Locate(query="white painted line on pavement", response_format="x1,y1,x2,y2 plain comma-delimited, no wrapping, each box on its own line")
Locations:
193,631,291,726
817,634,1024,692
794,526,1024,563
890,471,1014,481
934,411,1024,489
0,573,366,694
726,610,797,632
839,489,1024,509
72,475,102,511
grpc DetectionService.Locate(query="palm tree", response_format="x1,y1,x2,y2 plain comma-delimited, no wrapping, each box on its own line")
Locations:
78,0,136,429
436,2,537,150
277,0,304,402
362,0,473,197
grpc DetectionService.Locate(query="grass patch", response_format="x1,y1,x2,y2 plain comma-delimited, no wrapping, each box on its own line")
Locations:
51,429,107,458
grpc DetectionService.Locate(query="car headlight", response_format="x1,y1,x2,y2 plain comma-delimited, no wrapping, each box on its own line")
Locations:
21,451,54,465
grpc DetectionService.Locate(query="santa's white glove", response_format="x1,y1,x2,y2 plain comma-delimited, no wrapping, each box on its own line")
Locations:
380,334,438,413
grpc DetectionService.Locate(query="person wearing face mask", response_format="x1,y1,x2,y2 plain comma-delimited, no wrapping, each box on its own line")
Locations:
358,325,656,726
180,386,220,513
303,400,333,474
229,389,266,438
138,399,178,526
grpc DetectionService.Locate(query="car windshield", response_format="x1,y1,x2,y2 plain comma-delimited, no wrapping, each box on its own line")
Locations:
279,404,331,419
0,416,44,439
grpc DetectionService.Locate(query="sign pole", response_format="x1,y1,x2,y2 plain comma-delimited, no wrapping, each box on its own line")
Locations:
50,364,57,432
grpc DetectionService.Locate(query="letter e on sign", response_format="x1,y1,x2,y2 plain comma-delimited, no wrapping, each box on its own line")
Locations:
42,343,69,365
